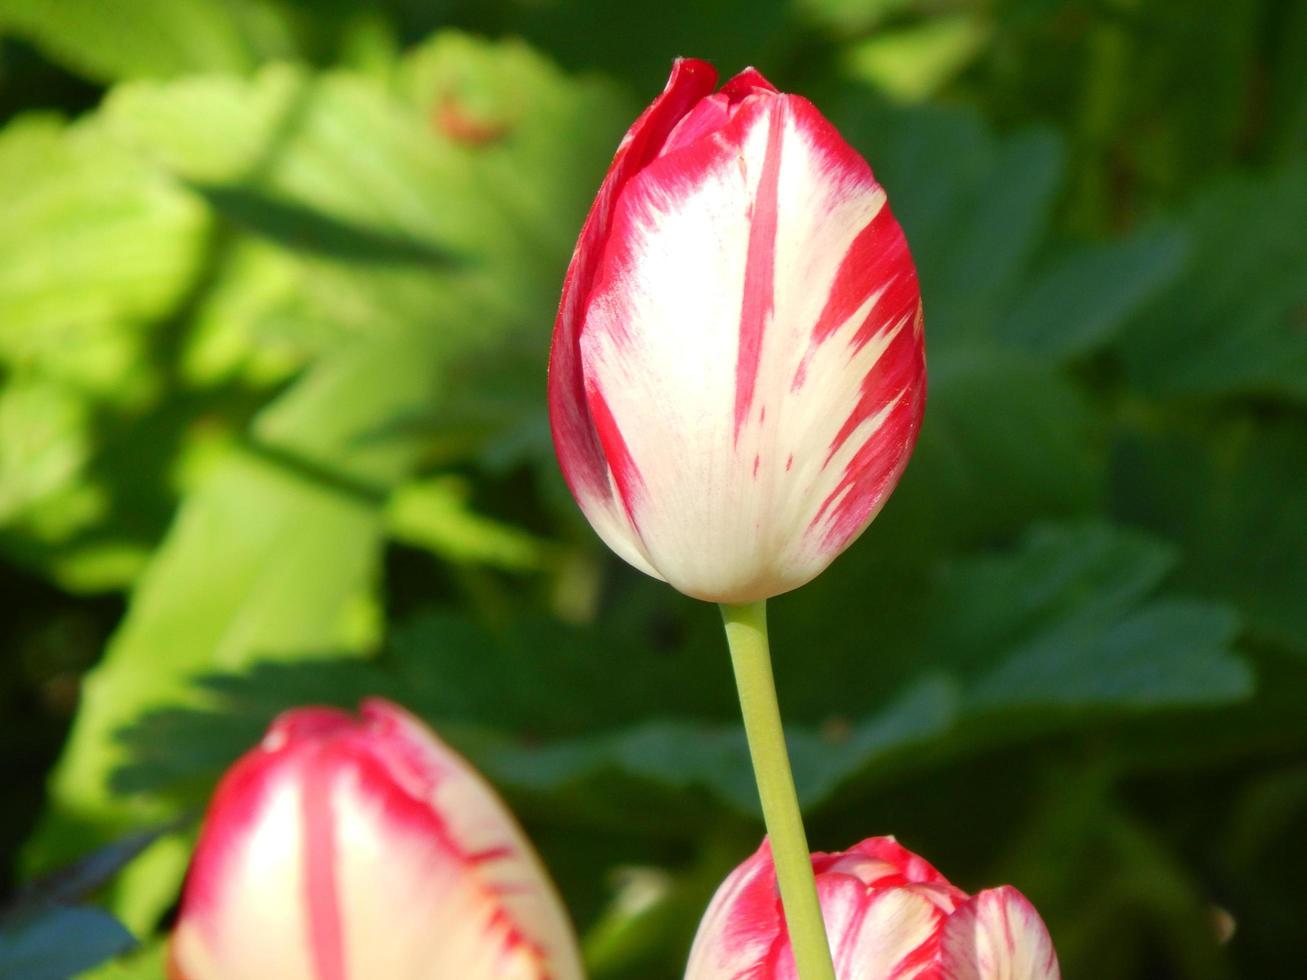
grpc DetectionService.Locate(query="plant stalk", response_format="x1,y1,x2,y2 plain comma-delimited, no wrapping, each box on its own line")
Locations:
720,601,836,980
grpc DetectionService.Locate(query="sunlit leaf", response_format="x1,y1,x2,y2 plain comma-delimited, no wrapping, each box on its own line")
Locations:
0,111,208,588
386,477,550,570
28,33,631,932
841,15,991,103
0,112,206,401
0,0,297,81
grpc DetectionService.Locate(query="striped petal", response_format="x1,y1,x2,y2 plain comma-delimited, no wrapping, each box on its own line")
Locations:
170,700,580,980
549,57,718,580
553,62,924,603
937,887,1061,980
684,842,784,979
830,884,949,980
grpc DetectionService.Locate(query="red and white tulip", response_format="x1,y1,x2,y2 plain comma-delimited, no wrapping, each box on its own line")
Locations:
549,59,925,603
685,837,1060,980
169,699,581,980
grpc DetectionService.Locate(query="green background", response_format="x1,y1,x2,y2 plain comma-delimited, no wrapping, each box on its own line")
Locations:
0,0,1304,976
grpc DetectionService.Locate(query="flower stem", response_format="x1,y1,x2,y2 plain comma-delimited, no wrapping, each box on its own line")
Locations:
720,601,836,980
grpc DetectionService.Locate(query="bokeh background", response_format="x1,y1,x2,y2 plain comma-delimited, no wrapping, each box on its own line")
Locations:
1,0,1304,976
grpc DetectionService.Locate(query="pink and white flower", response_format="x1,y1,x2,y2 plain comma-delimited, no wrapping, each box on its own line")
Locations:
549,58,925,603
169,699,581,980
685,837,1060,980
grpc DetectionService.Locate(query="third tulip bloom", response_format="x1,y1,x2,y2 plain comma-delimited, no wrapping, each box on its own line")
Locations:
550,58,926,603
687,837,1061,980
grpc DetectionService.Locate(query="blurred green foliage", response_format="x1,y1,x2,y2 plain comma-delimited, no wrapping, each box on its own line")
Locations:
0,0,1304,977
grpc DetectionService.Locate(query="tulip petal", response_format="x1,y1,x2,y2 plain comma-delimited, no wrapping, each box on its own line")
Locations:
824,837,964,897
720,67,780,100
579,90,922,601
684,842,784,979
171,701,581,980
170,741,320,980
831,884,949,980
937,887,1061,980
549,57,718,579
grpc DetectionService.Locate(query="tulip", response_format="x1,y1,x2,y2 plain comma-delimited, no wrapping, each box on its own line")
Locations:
169,698,582,980
685,837,1061,980
549,58,925,605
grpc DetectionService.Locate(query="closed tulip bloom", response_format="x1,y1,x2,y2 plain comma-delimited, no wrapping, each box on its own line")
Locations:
685,837,1060,980
550,58,925,603
170,699,581,980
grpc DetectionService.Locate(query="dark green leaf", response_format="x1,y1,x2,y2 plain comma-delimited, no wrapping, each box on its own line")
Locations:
996,226,1188,361
1112,414,1307,652
0,906,135,980
1116,166,1307,401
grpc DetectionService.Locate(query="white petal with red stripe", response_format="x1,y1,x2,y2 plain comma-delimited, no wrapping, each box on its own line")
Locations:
549,59,719,583
938,887,1061,980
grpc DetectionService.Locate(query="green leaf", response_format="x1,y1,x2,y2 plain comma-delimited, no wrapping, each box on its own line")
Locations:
442,0,788,98
841,15,992,103
0,0,298,81
778,521,1251,755
0,111,208,588
794,0,916,34
0,111,206,400
1112,414,1307,653
0,906,135,980
0,377,96,537
78,939,168,980
110,655,956,829
385,610,734,739
1116,165,1307,401
9,823,179,909
932,523,1251,714
971,599,1246,711
926,522,1178,673
921,125,1063,345
995,226,1188,361
386,477,551,571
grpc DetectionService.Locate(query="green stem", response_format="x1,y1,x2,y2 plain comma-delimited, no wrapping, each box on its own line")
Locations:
720,601,836,980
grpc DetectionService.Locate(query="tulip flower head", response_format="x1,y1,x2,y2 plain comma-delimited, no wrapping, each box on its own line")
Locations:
170,699,581,980
550,59,925,603
686,837,1060,980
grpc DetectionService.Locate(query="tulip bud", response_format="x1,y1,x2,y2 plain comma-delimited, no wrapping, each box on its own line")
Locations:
169,699,582,980
549,59,925,603
685,837,1060,980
